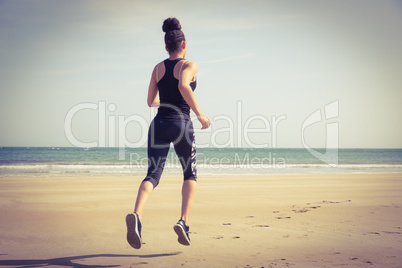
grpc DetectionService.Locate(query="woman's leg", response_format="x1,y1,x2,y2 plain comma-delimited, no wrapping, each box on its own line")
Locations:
134,119,170,220
181,179,197,225
173,121,197,225
134,180,154,221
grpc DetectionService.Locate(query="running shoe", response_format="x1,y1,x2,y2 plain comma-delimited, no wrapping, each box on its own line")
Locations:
126,212,142,249
173,219,191,246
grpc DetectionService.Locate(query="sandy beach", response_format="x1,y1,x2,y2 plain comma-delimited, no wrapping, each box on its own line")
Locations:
0,173,401,267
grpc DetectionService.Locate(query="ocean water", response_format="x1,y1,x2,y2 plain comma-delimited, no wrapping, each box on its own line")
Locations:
0,147,401,177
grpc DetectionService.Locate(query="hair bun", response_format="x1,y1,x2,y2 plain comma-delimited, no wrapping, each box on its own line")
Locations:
162,17,182,32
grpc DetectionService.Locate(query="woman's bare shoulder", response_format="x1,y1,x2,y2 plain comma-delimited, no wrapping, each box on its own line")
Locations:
153,61,166,81
154,60,165,70
183,60,198,71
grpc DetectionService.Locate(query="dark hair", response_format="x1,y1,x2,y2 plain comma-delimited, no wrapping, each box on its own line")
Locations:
162,17,186,53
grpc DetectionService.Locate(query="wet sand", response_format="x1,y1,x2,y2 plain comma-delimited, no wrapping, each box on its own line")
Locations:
0,174,401,267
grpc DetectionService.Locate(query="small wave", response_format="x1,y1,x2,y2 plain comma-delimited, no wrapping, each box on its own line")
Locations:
1,163,402,170
1,163,401,177
285,164,402,169
0,164,136,170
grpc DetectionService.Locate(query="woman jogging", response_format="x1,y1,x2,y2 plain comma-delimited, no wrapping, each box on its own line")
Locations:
126,17,211,249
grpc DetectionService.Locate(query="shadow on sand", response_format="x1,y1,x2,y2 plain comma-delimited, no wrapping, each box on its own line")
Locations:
0,252,182,267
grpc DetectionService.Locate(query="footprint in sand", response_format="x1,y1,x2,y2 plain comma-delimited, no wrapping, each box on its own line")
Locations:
293,208,310,213
322,200,351,204
365,232,381,235
382,231,401,234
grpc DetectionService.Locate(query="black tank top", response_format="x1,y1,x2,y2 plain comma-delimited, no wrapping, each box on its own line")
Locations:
156,58,196,120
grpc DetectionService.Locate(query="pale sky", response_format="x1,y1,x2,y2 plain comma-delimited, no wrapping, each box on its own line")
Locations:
0,0,401,148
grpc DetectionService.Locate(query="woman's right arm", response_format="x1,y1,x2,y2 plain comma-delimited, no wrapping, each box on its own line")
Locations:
178,61,211,130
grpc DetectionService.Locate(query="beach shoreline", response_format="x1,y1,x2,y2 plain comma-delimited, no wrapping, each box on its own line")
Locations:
2,147,402,177
0,173,401,267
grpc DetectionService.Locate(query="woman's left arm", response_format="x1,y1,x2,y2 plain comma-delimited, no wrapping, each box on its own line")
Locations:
147,65,160,107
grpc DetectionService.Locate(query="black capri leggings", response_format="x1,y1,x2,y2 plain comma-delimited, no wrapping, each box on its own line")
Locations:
143,116,197,188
